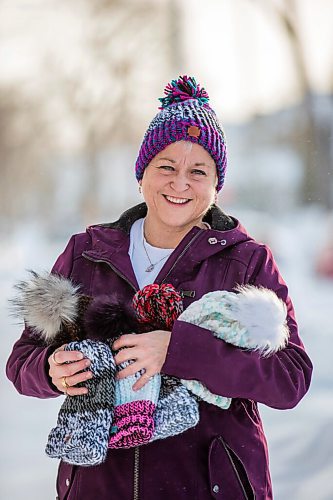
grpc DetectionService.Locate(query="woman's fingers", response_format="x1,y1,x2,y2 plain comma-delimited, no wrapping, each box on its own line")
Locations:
61,369,93,396
49,357,91,378
65,367,93,387
52,363,92,395
51,346,84,365
48,345,92,396
65,385,89,397
116,360,145,380
132,372,154,392
112,334,137,351
60,358,91,377
116,362,153,391
114,347,138,366
114,331,171,390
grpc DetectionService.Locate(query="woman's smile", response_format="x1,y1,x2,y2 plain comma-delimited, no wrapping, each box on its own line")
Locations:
162,194,192,205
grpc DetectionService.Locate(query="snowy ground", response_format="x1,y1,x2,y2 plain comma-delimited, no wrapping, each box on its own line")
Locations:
1,207,332,500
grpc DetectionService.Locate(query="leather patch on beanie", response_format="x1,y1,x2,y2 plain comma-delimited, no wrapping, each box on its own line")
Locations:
187,125,201,138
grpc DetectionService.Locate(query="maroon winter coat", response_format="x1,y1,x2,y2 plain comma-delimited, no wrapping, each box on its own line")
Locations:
6,203,312,500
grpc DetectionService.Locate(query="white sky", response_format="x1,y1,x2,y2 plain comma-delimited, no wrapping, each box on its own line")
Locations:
181,0,333,119
0,0,332,123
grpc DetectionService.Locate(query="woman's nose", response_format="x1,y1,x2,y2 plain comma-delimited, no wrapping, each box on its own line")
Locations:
170,174,190,192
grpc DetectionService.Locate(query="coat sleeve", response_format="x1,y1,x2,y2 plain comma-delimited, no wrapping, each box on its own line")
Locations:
6,235,76,398
161,244,313,410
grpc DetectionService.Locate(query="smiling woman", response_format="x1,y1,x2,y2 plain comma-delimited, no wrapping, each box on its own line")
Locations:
6,75,312,500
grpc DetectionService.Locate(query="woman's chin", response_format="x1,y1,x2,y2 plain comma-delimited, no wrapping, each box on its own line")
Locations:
158,214,195,230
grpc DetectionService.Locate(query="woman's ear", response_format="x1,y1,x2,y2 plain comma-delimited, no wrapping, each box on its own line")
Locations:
214,174,218,202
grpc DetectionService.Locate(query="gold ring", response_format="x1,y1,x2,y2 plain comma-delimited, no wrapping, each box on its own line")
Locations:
61,376,70,390
144,374,153,380
52,350,62,366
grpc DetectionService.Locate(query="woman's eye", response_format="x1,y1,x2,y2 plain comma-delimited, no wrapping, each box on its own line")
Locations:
158,165,174,171
192,169,206,176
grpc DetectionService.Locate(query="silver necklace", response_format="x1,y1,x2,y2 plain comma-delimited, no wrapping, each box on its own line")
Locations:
142,236,170,272
141,220,209,273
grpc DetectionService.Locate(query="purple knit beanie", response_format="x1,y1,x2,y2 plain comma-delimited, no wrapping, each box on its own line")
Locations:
135,75,227,192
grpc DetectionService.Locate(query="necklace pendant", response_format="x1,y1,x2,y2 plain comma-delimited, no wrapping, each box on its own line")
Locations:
145,263,155,272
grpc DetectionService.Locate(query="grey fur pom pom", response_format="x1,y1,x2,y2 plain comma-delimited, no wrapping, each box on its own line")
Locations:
10,270,80,342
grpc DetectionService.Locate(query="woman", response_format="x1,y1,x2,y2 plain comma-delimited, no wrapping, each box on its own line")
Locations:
6,75,312,499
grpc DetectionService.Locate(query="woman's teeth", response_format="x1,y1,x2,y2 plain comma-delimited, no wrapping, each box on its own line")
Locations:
164,195,190,204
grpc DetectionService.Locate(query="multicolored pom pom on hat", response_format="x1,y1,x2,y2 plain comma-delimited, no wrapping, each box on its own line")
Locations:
158,75,209,109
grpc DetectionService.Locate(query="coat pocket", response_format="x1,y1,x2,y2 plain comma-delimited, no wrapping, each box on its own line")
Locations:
56,461,79,500
208,436,255,500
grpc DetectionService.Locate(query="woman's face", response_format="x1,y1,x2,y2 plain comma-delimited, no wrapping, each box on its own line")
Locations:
141,141,217,232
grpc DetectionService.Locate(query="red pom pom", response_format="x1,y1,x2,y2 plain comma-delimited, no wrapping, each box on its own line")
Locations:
133,283,183,330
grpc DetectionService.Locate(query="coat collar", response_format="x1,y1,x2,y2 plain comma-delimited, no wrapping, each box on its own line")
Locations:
94,202,236,233
83,203,253,290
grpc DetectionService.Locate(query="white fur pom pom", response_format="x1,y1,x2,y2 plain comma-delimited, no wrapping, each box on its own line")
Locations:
10,270,80,342
232,285,289,356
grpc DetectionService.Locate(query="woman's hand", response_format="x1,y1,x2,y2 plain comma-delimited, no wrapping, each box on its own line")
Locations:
48,345,93,396
112,330,171,391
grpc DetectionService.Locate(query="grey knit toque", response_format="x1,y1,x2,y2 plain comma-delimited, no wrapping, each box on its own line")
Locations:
46,339,116,466
151,376,199,442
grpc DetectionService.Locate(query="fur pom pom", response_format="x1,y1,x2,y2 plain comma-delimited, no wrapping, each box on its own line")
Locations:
10,270,80,343
232,285,289,356
84,294,138,341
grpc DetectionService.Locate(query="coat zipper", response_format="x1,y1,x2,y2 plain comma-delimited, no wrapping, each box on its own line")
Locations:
133,447,140,500
83,232,201,500
82,253,138,292
83,252,141,500
218,437,252,500
159,230,202,285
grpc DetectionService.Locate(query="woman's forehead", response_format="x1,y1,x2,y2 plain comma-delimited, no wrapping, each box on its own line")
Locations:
154,141,216,167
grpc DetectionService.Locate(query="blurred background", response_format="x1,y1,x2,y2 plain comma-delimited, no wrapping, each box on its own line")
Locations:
0,0,332,498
